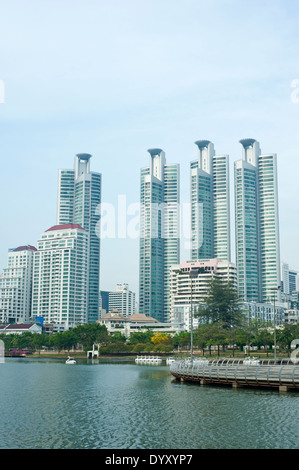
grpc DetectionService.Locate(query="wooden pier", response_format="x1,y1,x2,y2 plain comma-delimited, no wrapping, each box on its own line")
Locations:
170,359,299,392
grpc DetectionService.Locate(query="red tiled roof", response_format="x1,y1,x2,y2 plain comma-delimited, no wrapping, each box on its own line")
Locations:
46,224,84,232
13,245,37,252
5,323,36,330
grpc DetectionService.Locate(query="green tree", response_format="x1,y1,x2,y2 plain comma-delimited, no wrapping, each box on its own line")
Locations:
196,278,243,328
73,323,109,349
172,332,191,352
276,324,299,355
128,329,153,345
193,324,212,355
110,332,127,343
31,333,44,354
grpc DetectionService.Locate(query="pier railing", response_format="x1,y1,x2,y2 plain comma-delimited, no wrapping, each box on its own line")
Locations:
170,359,299,391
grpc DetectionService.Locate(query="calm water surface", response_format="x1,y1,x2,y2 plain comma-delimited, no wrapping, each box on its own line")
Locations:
0,357,298,449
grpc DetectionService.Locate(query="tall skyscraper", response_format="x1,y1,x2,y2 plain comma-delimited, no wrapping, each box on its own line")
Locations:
57,154,102,323
0,245,36,324
31,224,89,328
234,139,281,303
190,140,230,261
139,149,180,322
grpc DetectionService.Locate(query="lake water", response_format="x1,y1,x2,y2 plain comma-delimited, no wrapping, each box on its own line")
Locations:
0,357,298,450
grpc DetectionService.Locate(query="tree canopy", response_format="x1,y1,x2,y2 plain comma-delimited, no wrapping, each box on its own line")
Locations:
196,277,243,328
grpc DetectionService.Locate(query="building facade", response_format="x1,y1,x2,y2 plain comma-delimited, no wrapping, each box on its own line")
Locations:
170,258,237,331
139,148,180,322
234,139,281,303
190,140,230,262
0,246,36,324
57,154,102,323
31,224,89,329
108,284,136,317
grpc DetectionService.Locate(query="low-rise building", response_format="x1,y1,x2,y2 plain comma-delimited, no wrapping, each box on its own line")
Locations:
283,309,299,324
0,322,42,335
99,311,176,338
244,301,287,325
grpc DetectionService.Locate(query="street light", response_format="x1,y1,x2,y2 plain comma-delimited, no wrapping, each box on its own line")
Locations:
189,268,200,364
271,286,281,363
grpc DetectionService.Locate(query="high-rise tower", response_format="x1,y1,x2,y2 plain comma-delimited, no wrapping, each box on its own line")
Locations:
57,154,102,323
234,139,281,302
139,149,180,322
190,140,230,261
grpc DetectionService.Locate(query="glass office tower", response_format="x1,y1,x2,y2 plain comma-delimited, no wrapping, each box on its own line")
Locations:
234,139,281,302
139,149,180,322
57,154,102,323
191,140,230,261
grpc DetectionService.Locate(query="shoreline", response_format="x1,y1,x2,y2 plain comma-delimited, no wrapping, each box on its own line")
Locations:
5,350,293,363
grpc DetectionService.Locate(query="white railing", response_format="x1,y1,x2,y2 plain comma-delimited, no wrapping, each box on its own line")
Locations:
170,359,299,388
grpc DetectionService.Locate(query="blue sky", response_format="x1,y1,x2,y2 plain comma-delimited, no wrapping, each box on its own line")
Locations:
0,0,299,297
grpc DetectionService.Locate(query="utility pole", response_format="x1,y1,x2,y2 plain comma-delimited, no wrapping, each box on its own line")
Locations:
272,286,281,363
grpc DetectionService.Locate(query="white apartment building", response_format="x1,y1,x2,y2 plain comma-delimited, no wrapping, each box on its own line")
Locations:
31,224,89,329
244,301,285,325
170,258,237,331
0,245,36,324
108,284,136,317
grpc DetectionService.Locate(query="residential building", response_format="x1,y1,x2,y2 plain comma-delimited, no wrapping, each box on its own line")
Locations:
139,148,180,322
0,245,36,324
57,153,101,323
170,258,237,331
244,301,286,326
283,309,299,324
289,269,298,296
234,139,281,303
108,284,136,317
281,262,290,295
190,140,230,262
31,224,89,329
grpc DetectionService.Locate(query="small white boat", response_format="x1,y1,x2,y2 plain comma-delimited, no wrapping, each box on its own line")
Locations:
243,356,260,365
66,356,76,364
135,355,162,365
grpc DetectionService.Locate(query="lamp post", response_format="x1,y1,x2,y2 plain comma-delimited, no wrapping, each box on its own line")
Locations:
271,286,281,363
189,268,199,364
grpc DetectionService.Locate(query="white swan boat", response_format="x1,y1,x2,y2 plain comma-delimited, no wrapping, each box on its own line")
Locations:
66,356,76,364
135,356,162,365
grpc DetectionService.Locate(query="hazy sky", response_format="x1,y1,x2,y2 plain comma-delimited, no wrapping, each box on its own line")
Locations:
1,0,299,297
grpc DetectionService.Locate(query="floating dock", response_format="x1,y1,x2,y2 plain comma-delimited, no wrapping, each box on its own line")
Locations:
170,359,299,392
